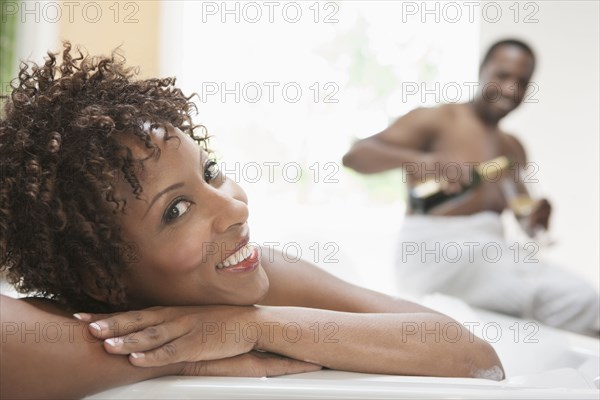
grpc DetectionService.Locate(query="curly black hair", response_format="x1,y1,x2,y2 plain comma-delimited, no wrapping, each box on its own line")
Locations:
0,41,207,312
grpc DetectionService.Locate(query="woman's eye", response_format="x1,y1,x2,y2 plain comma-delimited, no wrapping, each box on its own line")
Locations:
164,199,192,223
204,159,220,182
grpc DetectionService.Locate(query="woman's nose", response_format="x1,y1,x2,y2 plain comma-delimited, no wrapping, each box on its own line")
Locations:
207,181,249,234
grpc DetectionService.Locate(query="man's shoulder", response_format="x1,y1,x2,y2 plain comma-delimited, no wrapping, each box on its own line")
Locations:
404,104,458,125
423,103,461,116
499,131,524,149
499,132,527,164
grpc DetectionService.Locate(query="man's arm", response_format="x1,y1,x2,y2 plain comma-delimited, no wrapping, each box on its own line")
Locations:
503,133,527,167
0,294,181,399
503,133,552,231
342,107,441,174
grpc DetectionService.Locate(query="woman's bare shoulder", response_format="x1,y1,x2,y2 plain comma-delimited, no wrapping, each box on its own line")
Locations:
257,248,434,314
257,247,351,309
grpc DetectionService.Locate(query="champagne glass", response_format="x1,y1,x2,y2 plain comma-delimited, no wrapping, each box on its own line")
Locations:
500,167,555,247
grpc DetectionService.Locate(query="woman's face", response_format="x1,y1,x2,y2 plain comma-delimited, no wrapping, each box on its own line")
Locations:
112,124,269,307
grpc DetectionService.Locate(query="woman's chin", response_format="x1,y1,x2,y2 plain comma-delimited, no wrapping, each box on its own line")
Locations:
228,265,270,305
125,264,270,308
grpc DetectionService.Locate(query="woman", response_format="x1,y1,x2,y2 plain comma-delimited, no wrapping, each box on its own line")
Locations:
0,42,504,399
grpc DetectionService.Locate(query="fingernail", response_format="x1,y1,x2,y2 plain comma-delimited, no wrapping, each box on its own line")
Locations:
105,337,121,347
130,352,145,359
73,313,91,321
89,322,106,334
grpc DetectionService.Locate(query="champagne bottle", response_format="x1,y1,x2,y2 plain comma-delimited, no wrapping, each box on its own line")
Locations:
409,156,512,214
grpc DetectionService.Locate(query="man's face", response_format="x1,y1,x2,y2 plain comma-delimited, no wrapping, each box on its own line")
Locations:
477,45,535,120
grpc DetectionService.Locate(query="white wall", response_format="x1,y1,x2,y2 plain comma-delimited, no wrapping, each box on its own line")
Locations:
480,1,599,288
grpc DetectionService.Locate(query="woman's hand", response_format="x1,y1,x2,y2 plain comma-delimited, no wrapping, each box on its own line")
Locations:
77,305,265,366
76,306,321,377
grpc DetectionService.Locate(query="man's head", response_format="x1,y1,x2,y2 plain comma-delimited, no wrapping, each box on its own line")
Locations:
476,39,536,121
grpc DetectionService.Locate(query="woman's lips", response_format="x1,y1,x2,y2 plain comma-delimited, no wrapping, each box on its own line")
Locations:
216,243,259,273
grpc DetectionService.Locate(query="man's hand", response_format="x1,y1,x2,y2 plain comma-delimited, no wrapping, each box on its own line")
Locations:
525,198,552,236
420,153,473,194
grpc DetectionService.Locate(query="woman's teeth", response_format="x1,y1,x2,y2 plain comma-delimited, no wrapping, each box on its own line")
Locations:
216,243,254,269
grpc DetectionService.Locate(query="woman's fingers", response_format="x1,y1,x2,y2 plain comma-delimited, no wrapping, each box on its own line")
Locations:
102,319,189,355
86,308,168,339
126,329,232,366
72,312,113,322
182,351,323,377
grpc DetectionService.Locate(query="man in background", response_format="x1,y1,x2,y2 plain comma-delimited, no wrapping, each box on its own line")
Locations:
343,39,599,336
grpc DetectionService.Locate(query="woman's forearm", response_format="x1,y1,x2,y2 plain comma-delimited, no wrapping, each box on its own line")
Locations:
1,296,182,399
75,303,503,380
254,306,504,380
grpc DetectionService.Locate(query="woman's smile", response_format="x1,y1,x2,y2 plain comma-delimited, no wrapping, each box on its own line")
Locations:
216,242,261,273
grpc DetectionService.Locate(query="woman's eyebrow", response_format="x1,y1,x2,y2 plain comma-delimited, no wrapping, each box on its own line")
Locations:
142,182,185,219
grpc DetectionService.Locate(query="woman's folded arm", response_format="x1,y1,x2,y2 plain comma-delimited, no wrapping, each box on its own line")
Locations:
254,305,504,379
0,294,182,399
1,295,322,399
84,303,503,380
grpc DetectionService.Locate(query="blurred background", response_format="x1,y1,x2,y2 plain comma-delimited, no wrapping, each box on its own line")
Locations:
1,0,598,294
